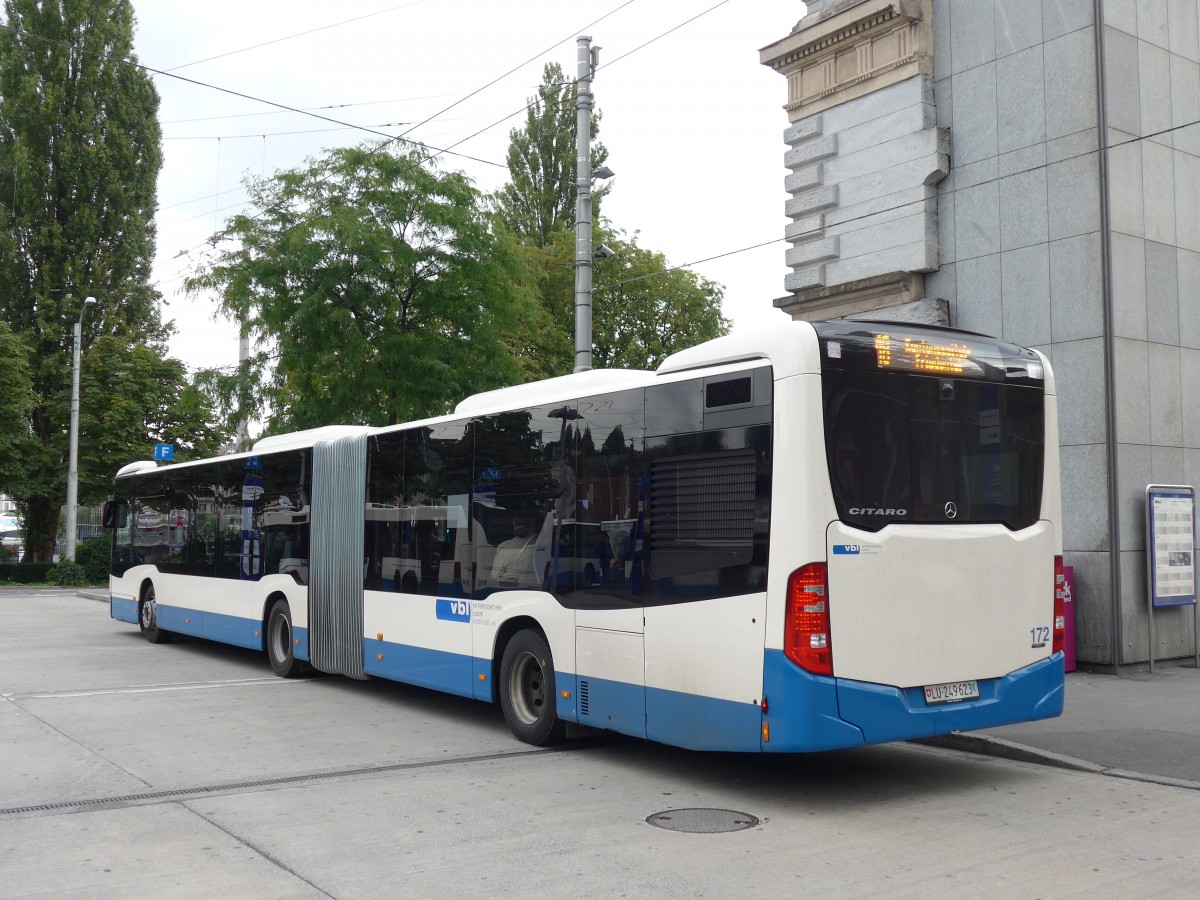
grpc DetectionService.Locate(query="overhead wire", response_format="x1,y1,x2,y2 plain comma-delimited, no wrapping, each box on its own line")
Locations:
594,114,1200,293
161,0,433,73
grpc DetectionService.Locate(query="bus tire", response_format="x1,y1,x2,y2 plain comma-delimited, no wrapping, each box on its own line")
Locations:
499,630,566,746
139,583,172,644
266,599,306,678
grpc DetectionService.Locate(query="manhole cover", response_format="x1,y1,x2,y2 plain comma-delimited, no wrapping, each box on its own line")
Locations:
646,808,759,833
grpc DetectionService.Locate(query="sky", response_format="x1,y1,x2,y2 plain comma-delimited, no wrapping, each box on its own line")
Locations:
133,0,806,375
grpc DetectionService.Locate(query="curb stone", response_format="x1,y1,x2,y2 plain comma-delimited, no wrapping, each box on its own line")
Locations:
919,733,1200,792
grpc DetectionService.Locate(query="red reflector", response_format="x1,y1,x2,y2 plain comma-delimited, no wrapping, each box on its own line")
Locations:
1052,554,1065,655
785,563,832,676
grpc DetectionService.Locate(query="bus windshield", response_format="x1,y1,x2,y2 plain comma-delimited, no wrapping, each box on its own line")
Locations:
815,322,1045,532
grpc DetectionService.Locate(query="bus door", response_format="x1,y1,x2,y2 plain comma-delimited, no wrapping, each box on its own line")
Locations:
573,505,644,739
575,596,645,739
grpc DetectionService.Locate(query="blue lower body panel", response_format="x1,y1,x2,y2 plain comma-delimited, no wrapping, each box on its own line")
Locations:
762,650,866,752
364,638,477,700
204,610,263,651
110,595,139,624
157,603,202,637
646,684,762,751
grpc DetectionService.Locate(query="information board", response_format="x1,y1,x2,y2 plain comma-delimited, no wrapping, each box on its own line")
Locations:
1146,485,1197,608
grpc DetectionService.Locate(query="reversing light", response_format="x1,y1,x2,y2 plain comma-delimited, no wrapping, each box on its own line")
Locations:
1053,555,1065,655
784,563,832,676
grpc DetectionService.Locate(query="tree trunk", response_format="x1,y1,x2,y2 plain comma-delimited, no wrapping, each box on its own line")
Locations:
21,496,60,563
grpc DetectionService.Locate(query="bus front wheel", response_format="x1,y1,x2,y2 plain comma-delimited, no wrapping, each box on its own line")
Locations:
139,584,172,644
499,630,566,746
266,599,306,678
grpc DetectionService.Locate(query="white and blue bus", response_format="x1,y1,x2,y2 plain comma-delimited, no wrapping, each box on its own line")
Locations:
105,320,1065,752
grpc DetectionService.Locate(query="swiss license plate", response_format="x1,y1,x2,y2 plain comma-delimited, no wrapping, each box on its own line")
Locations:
923,680,980,705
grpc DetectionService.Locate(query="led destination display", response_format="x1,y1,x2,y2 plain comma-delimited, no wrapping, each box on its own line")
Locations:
814,320,1044,386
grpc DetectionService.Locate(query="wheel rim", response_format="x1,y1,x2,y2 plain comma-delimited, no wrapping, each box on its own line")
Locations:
141,594,155,630
508,650,546,726
270,611,291,664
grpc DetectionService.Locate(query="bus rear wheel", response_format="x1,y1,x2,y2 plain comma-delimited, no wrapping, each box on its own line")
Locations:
139,584,172,644
266,599,306,678
499,630,566,746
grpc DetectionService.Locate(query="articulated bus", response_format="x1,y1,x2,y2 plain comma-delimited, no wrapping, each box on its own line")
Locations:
105,320,1065,752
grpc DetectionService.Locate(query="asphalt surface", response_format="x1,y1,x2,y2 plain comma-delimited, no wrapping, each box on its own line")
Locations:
73,588,1200,789
0,588,1196,898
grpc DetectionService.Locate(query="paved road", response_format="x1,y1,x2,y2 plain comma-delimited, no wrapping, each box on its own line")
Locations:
2,590,1199,898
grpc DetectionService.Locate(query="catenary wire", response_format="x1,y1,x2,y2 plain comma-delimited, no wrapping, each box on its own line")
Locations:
161,0,433,73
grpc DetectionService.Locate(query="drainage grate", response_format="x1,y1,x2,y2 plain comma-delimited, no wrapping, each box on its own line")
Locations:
646,808,759,833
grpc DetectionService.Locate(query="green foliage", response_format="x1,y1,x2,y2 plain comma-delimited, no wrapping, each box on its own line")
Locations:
492,62,609,247
0,0,177,560
0,563,55,583
490,62,727,381
0,323,38,490
514,226,731,380
186,144,541,431
77,336,229,502
47,559,88,586
75,536,112,584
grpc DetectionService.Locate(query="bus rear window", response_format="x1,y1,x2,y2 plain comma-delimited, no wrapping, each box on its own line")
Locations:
823,369,1044,531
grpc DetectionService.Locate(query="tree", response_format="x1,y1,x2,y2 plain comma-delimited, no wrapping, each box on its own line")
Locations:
0,0,176,560
77,335,229,502
492,62,609,247
185,144,542,432
515,226,731,379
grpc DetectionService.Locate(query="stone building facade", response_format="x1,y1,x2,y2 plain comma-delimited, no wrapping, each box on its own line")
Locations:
761,0,1200,667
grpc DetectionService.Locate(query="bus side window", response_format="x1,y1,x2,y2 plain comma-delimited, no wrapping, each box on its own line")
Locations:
403,422,472,597
644,423,772,605
572,388,645,607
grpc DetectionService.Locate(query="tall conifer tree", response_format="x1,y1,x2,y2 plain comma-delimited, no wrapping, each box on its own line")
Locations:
0,1,179,560
492,62,609,247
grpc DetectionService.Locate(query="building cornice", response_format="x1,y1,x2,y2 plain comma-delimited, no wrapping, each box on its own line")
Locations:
760,0,932,120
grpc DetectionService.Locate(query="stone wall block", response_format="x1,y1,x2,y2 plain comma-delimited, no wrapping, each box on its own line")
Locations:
785,236,841,268
784,133,839,169
785,185,840,219
783,116,823,146
784,165,824,194
784,266,827,292
785,214,826,244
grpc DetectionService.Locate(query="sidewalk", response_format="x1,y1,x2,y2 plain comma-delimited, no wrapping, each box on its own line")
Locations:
927,666,1200,790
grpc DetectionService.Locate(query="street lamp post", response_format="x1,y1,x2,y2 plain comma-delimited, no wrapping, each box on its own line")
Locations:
65,296,97,562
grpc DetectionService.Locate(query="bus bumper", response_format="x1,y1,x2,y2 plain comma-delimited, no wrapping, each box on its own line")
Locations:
760,651,1064,752
835,653,1066,746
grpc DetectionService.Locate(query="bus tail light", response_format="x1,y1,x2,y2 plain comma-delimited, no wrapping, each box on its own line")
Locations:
785,563,832,676
1053,555,1065,655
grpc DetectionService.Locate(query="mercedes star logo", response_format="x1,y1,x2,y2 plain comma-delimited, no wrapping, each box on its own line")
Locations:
944,501,958,519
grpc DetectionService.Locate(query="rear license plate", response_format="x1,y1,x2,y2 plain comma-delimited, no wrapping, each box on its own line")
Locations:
923,680,980,705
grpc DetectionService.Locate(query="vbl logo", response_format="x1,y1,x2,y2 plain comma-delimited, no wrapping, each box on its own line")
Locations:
436,599,471,622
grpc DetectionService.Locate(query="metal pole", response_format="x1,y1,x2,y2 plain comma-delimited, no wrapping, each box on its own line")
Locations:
66,298,94,561
573,35,594,374
237,330,250,449
1092,0,1123,675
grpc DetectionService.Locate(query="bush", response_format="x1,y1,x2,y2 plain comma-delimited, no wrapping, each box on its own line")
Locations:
0,562,56,583
47,560,89,586
75,537,112,584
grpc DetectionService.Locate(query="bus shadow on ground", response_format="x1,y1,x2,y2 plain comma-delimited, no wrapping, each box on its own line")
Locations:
116,630,1041,808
